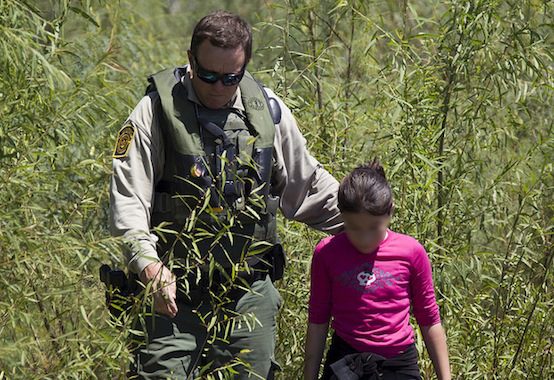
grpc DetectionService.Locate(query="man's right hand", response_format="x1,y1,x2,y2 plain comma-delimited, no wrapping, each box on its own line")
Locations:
139,261,178,318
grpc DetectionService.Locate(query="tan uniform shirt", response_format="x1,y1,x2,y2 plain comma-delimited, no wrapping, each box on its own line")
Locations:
110,69,343,274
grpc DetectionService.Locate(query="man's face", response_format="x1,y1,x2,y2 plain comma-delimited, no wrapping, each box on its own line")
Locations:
188,40,246,109
342,211,390,254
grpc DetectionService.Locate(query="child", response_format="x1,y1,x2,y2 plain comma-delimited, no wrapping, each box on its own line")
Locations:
303,160,451,380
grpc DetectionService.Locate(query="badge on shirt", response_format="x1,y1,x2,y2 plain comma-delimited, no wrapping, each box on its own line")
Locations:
113,123,135,158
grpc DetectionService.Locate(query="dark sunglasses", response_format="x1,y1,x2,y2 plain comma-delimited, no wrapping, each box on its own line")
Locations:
192,56,245,86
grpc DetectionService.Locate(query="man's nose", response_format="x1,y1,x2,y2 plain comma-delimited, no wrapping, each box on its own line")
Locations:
212,80,226,91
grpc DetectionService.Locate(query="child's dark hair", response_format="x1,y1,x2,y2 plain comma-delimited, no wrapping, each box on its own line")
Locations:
338,159,393,216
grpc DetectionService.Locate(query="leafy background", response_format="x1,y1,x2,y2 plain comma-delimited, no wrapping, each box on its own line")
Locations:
0,0,552,379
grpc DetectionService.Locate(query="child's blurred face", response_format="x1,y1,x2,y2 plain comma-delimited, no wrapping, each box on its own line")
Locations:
342,211,390,254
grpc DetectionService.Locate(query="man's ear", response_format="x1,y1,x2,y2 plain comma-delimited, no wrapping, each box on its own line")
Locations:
187,50,194,78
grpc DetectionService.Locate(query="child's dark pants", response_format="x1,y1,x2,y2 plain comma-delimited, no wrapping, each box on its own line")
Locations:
321,333,422,380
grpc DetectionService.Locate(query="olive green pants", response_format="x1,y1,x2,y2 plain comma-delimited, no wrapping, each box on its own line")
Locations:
129,275,282,379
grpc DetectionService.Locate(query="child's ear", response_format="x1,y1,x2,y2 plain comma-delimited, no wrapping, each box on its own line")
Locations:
389,203,395,217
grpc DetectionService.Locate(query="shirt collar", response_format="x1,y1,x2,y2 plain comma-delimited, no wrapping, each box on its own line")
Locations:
183,65,245,111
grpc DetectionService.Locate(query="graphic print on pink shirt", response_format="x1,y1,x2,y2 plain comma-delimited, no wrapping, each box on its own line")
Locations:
338,263,402,294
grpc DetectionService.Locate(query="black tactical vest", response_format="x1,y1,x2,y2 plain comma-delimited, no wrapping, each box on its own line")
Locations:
148,67,279,269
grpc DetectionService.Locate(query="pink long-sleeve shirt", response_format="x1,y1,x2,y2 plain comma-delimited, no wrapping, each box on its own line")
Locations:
308,230,441,358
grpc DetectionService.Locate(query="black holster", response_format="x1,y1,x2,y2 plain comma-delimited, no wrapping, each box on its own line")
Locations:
99,264,139,320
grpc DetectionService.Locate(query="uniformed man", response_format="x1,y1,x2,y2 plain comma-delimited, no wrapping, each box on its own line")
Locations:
109,10,342,379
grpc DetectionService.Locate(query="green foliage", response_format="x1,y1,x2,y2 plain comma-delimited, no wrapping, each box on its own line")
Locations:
260,0,553,378
0,0,135,378
1,0,552,379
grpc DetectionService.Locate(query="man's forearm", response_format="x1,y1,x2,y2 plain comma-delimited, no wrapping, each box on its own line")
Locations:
115,230,160,274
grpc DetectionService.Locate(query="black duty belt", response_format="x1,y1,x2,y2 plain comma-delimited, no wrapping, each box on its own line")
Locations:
174,264,269,306
172,243,285,306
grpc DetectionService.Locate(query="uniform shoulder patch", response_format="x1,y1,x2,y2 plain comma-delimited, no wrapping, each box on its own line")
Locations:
246,97,265,111
113,123,136,158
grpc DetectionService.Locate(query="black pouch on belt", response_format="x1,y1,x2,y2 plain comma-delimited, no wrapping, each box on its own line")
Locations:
268,243,286,282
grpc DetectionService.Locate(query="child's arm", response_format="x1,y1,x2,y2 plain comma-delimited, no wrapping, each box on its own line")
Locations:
421,323,451,380
303,322,329,380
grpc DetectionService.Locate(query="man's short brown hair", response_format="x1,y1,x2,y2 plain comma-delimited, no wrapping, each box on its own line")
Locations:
190,11,252,64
